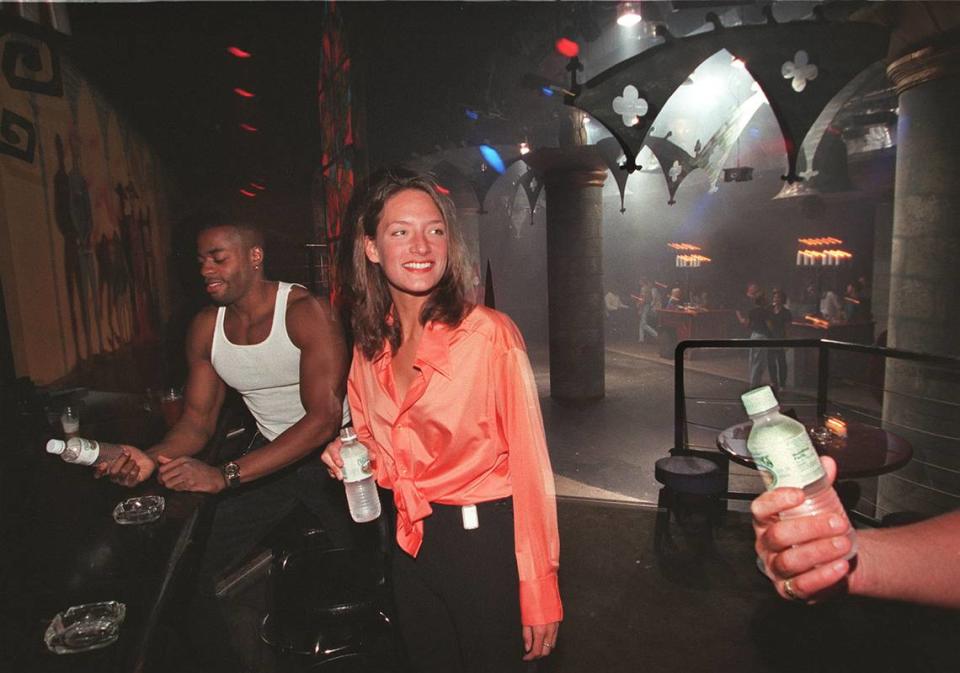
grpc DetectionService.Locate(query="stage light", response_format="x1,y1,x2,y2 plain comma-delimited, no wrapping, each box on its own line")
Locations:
519,142,530,155
227,46,251,58
240,189,256,197
555,37,580,58
479,145,506,174
240,123,258,132
233,87,255,98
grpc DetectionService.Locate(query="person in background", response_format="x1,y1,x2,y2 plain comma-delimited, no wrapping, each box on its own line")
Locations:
604,286,631,341
820,285,843,322
752,456,960,608
665,287,683,309
322,168,561,672
636,277,659,344
767,288,792,392
843,281,868,323
737,283,771,387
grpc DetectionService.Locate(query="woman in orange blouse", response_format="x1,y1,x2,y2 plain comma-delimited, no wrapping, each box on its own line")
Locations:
322,168,561,672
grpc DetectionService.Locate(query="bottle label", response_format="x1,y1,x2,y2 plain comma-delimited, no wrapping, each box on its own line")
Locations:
75,439,101,466
341,444,373,483
749,429,824,489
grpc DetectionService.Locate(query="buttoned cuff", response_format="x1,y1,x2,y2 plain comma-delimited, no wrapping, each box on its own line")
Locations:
519,574,563,625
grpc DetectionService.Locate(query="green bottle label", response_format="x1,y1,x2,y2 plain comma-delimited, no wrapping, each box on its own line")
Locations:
748,424,824,489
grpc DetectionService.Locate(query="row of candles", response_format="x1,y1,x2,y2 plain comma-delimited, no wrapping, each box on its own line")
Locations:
675,254,712,267
795,249,853,266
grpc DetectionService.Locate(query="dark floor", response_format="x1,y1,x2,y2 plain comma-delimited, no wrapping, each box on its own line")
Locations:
194,496,960,673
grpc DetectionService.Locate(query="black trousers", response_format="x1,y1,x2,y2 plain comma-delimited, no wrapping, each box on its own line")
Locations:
187,436,355,673
389,496,533,673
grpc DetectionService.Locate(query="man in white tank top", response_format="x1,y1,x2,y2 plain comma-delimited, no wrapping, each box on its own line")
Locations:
96,216,353,672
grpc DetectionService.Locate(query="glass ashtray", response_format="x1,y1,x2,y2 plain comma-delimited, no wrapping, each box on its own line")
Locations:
112,495,165,525
43,601,126,654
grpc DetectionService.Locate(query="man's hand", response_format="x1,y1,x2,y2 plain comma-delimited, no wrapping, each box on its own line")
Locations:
156,455,226,493
751,456,854,602
522,622,560,660
94,446,157,487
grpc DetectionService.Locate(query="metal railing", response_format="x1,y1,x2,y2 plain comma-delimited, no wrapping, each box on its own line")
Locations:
673,338,960,458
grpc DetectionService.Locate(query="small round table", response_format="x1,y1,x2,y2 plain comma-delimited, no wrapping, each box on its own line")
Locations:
717,419,913,479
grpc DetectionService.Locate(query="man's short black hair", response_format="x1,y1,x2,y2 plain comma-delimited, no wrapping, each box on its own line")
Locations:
194,211,265,250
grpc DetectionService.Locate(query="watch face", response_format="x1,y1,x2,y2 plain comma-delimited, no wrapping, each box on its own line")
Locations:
224,462,240,484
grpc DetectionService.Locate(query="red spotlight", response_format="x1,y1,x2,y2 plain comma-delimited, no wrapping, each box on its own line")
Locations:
240,189,256,197
240,123,258,132
436,184,451,195
555,38,580,58
227,46,252,58
233,87,255,98
250,182,266,191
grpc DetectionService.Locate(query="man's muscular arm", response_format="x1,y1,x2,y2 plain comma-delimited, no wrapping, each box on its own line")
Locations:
225,290,347,483
157,290,347,492
98,308,225,487
149,308,227,461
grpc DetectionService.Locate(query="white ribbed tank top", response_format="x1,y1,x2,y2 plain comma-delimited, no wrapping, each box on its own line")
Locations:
211,282,304,441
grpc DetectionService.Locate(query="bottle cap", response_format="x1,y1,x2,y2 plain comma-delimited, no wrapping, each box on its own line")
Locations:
339,426,357,442
741,385,779,416
46,439,66,455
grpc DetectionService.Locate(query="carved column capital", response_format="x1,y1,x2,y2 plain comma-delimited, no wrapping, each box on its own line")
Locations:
887,42,960,96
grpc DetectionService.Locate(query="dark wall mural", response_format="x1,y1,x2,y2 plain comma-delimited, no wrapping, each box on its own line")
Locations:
0,18,174,384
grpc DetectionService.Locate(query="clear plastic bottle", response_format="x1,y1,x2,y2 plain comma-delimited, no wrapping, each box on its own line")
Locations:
338,427,381,523
741,386,857,559
46,437,124,467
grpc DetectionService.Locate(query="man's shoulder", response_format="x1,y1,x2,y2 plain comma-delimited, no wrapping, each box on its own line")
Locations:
286,286,331,322
191,305,219,334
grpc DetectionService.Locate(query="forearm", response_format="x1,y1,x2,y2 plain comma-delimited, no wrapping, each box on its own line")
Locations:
147,417,213,461
231,410,340,484
848,511,960,608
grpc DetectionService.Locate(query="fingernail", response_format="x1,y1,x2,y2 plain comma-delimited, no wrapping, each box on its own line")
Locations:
832,560,847,573
828,515,843,530
832,537,846,550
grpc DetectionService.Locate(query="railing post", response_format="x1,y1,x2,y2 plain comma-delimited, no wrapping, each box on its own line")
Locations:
817,341,829,419
674,342,687,454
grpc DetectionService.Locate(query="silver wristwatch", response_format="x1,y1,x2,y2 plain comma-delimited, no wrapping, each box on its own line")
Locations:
222,461,241,489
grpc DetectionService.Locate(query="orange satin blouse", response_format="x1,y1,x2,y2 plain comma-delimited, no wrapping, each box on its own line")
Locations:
347,305,562,626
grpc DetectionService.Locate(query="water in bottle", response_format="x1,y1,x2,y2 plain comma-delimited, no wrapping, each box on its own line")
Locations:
338,427,381,523
741,386,857,558
46,437,123,467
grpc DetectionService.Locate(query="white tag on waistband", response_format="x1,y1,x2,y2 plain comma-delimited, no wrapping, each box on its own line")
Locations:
461,504,479,530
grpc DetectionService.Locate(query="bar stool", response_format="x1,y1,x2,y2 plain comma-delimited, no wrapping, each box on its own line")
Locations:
259,519,392,669
653,455,727,552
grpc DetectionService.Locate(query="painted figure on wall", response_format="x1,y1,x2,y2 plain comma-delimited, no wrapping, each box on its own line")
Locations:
116,180,158,343
96,229,132,347
53,133,103,361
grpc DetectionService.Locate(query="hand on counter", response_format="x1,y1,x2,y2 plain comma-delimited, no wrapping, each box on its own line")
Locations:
156,455,226,493
94,446,157,487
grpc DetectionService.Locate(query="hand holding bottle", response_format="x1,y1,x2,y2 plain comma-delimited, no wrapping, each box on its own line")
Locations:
752,455,856,602
93,445,157,486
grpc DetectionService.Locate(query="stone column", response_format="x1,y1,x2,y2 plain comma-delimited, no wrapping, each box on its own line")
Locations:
523,147,608,402
879,41,960,516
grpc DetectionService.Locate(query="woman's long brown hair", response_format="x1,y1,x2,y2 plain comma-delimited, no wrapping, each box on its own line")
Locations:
340,167,473,360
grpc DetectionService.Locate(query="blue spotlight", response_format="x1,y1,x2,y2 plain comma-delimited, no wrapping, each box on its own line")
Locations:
479,145,506,174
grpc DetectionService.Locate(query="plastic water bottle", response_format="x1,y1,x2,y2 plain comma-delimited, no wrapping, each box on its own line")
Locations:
339,427,381,523
741,386,857,558
46,437,124,467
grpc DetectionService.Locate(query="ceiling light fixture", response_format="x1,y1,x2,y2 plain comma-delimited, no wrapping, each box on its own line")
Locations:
617,2,642,28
